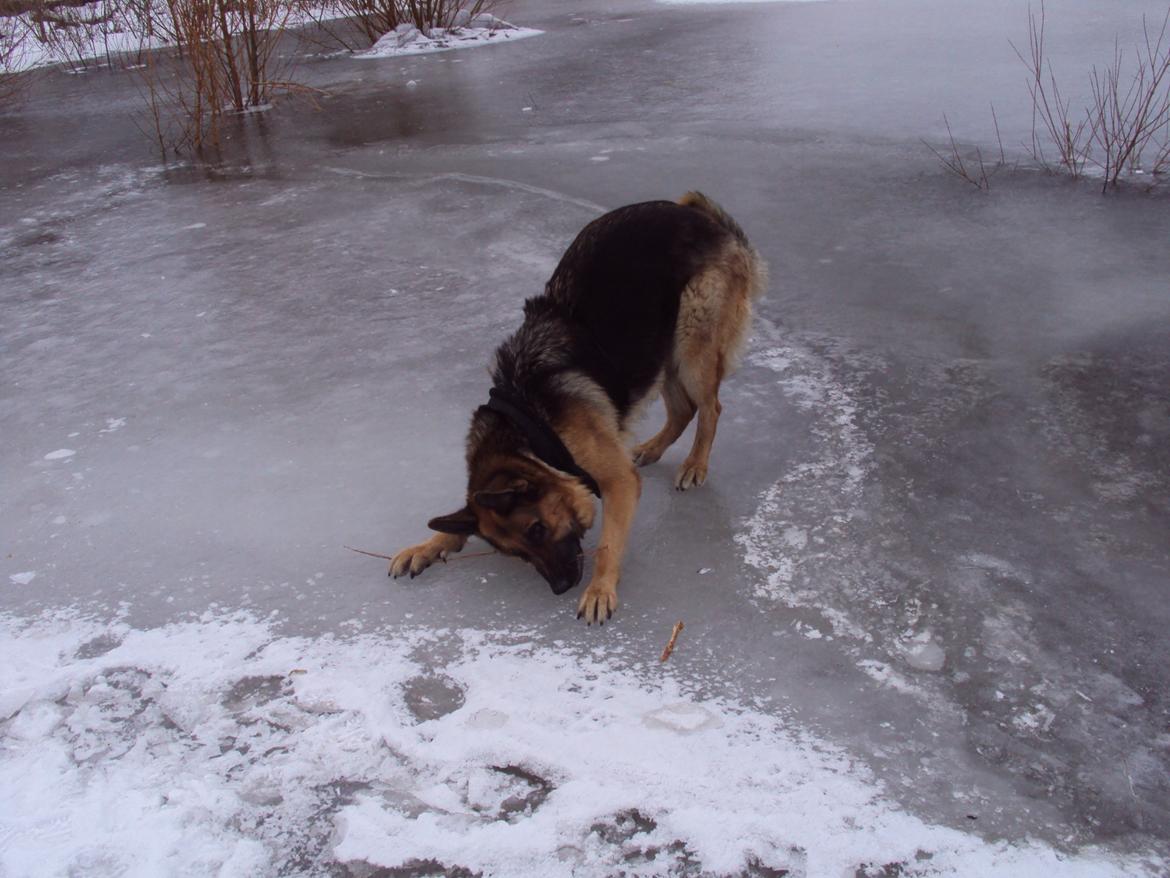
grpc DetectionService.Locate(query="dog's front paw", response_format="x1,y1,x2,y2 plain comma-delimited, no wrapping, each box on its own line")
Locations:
576,581,618,625
674,458,708,491
390,541,448,579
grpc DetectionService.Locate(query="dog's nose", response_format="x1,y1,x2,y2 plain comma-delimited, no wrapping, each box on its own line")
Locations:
543,551,584,595
547,576,575,595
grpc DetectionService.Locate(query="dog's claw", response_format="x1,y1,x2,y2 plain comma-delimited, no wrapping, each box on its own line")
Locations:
674,460,707,491
576,583,618,627
390,539,454,581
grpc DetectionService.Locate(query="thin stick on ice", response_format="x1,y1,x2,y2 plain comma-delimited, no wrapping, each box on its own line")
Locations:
660,621,685,662
344,545,498,563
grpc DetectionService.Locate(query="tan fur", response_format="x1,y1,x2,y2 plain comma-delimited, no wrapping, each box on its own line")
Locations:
554,399,642,623
390,531,468,578
472,455,597,554
633,236,766,488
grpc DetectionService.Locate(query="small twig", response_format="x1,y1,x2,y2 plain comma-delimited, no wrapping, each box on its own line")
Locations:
443,550,499,562
344,544,498,563
345,544,394,561
991,102,1007,165
660,620,685,663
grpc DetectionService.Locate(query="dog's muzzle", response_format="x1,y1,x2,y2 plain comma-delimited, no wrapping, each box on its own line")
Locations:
541,536,585,595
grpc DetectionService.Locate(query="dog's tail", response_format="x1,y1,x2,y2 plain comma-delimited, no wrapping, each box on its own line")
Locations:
679,191,767,303
678,190,750,246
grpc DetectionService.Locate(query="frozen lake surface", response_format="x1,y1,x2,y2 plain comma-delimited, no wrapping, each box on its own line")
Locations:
2,0,1169,874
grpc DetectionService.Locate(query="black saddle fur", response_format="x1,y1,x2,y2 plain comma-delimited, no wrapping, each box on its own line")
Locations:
467,200,735,486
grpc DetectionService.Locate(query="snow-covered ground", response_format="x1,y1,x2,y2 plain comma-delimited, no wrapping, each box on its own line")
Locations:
2,9,538,74
2,609,1160,876
2,25,165,74
359,16,541,59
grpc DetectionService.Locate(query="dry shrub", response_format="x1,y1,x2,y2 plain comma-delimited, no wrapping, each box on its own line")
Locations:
397,0,491,31
1,17,29,100
4,0,508,150
1011,1,1093,177
139,0,301,154
1087,10,1170,188
932,2,1170,192
924,109,1007,191
1010,1,1170,190
299,0,496,51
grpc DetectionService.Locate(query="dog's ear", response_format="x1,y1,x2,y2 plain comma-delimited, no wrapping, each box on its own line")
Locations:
427,506,478,535
473,479,531,513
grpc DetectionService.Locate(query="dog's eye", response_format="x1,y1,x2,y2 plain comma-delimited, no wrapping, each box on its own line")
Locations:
526,521,547,545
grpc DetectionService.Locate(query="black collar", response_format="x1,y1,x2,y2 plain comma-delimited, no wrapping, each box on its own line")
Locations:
486,386,601,497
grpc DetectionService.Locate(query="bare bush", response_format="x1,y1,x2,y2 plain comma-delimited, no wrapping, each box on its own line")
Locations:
4,0,508,151
1010,1,1093,177
398,0,491,31
1,17,29,99
923,112,1003,190
297,0,496,51
1087,9,1170,190
136,0,300,153
934,2,1170,192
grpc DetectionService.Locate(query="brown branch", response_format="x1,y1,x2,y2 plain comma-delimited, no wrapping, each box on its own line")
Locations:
344,545,395,561
344,544,499,562
0,0,98,18
660,621,685,663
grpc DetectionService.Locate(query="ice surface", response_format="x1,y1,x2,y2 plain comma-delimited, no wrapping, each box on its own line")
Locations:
3,0,1170,873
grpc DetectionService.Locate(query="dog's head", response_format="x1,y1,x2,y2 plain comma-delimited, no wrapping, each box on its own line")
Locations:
427,459,597,594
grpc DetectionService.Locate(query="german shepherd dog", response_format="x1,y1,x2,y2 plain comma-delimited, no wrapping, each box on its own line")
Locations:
390,192,766,624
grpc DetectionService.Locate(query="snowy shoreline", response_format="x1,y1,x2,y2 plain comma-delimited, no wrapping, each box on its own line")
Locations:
1,608,1161,876
356,16,541,60
3,10,539,74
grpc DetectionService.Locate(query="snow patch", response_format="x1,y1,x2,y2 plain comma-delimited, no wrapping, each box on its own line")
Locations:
737,336,873,631
0,610,1156,876
360,16,541,59
8,572,36,586
42,448,76,461
99,417,126,434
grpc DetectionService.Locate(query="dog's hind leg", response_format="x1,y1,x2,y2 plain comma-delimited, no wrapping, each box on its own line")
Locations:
673,350,724,490
670,239,761,490
632,375,696,467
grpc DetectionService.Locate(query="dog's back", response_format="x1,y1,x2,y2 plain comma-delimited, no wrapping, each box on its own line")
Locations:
530,195,764,421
